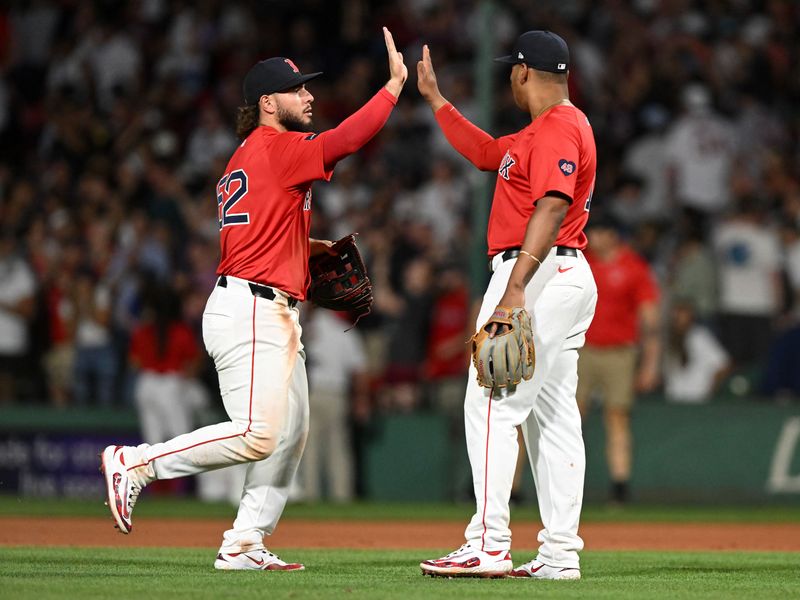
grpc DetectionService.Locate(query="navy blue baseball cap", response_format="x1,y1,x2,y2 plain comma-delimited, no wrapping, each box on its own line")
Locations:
243,57,323,104
494,30,569,74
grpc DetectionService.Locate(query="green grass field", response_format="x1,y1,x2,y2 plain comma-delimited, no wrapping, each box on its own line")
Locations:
1,547,799,599
2,498,800,599
3,496,800,523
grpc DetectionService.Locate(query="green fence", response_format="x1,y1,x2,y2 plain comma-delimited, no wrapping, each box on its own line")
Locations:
362,402,800,504
1,402,799,503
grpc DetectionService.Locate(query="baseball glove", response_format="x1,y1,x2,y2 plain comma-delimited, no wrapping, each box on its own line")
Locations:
308,234,373,326
471,306,535,389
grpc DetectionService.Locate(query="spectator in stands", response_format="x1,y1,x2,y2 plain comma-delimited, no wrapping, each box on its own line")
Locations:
620,105,671,225
761,219,800,401
411,158,470,250
664,84,736,234
424,262,471,499
129,285,204,449
577,215,661,504
712,198,782,369
0,0,799,419
0,231,36,403
42,262,78,409
664,300,731,404
379,255,434,412
298,307,369,502
72,270,117,407
668,226,718,324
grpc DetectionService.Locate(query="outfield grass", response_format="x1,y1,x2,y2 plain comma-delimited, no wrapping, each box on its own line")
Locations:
8,497,800,523
1,547,798,600
2,495,800,523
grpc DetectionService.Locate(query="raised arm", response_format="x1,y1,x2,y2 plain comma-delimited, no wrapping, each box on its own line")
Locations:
320,27,407,169
418,44,511,171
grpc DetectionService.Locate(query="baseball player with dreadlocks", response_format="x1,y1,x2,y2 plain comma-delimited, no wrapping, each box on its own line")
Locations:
101,28,407,572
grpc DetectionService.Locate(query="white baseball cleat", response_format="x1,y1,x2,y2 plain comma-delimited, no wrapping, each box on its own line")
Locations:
510,559,581,580
100,445,142,534
214,549,305,571
420,543,512,578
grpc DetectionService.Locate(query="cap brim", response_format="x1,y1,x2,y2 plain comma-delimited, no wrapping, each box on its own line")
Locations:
274,71,323,93
493,55,520,64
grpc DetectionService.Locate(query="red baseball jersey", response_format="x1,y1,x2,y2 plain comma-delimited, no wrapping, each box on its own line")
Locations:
487,104,596,254
215,126,333,300
584,246,659,346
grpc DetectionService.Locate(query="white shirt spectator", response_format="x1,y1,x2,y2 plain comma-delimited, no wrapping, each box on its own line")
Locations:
622,128,670,221
665,325,730,404
713,218,782,316
84,30,142,108
305,310,366,394
411,161,469,246
0,256,35,355
315,158,371,221
75,285,112,348
664,86,735,213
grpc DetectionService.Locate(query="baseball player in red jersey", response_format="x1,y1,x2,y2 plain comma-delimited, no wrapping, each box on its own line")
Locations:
101,28,408,571
417,31,597,579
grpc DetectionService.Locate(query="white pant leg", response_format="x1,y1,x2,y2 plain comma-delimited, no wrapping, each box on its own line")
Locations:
463,258,540,552
522,347,586,568
464,249,596,557
131,283,302,484
220,350,309,552
524,258,596,568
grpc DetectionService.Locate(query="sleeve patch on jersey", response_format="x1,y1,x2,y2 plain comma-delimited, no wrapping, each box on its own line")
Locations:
558,159,576,176
305,133,318,140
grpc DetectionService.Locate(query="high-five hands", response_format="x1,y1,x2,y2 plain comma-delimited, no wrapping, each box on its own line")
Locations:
383,27,407,97
417,44,447,112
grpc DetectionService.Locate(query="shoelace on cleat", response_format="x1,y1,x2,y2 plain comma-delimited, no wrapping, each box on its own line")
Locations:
444,544,470,559
128,483,141,509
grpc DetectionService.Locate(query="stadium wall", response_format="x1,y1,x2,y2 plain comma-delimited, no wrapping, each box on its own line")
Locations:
0,403,798,504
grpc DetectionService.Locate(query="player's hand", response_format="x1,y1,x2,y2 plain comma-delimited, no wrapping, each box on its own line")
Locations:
487,289,525,338
309,238,336,257
383,27,407,98
417,45,447,112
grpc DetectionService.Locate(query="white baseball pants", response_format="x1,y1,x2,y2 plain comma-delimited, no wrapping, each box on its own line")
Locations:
463,247,597,569
130,275,308,553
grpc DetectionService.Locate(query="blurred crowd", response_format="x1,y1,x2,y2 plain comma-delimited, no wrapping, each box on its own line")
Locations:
1,0,800,437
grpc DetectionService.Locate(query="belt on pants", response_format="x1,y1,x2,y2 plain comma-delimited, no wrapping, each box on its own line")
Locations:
488,246,578,272
217,275,298,308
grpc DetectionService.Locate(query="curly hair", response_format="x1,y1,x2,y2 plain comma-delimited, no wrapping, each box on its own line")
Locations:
235,104,260,139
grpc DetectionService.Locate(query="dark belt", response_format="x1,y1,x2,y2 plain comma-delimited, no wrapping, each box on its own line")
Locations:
489,246,578,271
217,275,298,308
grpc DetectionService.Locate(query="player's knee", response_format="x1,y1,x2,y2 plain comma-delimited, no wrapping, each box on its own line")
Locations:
243,429,277,461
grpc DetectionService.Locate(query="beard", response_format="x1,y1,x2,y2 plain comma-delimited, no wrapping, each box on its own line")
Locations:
276,105,314,133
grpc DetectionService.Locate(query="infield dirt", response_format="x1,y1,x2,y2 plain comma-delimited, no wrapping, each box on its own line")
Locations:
2,518,800,551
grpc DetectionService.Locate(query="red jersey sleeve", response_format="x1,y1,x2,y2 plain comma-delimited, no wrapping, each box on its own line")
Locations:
526,115,581,204
319,88,397,168
633,258,660,306
268,131,333,189
435,103,517,171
